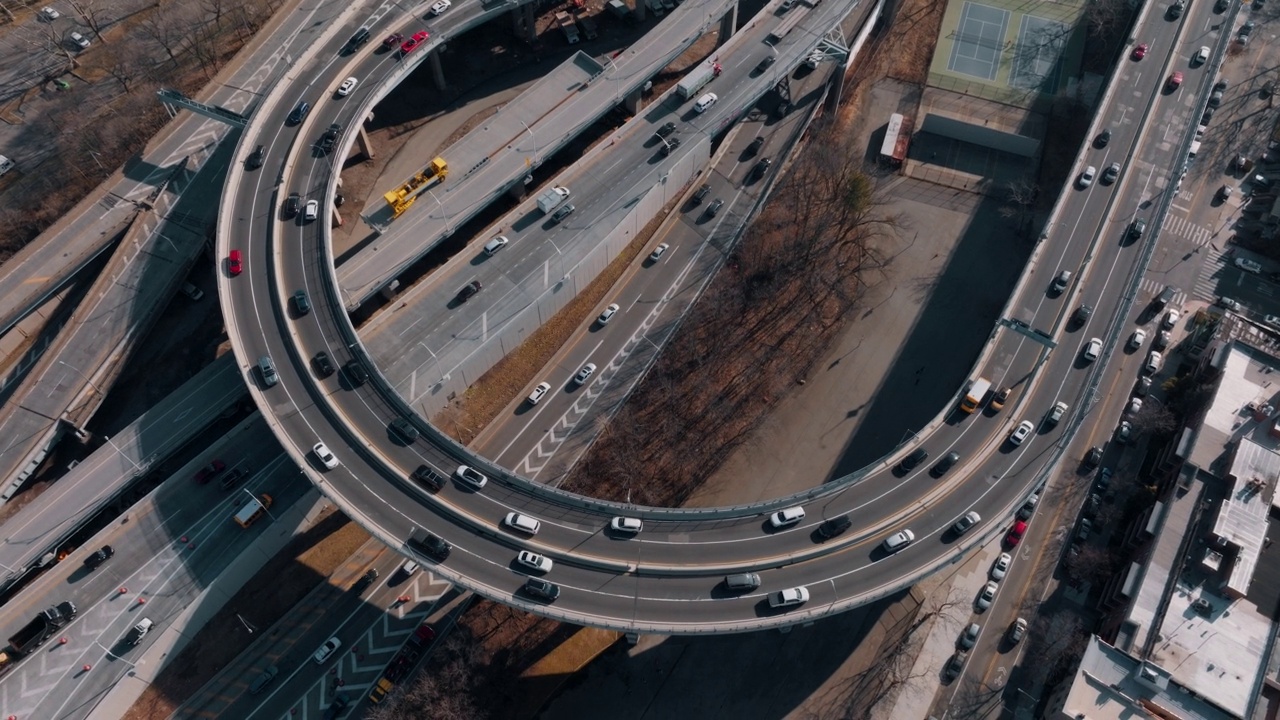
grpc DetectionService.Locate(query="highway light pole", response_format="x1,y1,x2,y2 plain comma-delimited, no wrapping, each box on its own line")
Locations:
518,118,540,165
241,487,276,522
56,360,140,472
425,189,452,234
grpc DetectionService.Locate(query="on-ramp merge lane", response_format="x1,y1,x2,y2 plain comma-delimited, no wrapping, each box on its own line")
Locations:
219,0,1184,631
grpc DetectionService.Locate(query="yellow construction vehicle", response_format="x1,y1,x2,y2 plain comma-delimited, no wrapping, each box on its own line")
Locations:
383,158,448,218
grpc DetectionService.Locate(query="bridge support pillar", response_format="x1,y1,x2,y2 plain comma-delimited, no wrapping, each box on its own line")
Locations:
429,49,447,90
513,3,537,42
356,124,375,161
623,87,642,114
718,3,737,43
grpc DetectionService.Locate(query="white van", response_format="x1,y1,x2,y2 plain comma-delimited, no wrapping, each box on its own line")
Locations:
694,92,718,113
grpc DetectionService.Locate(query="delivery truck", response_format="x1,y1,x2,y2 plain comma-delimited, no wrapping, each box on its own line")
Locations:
536,186,571,214
959,377,991,414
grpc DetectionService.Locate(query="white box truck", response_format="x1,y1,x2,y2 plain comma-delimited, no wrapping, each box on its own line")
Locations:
536,186,571,214
676,62,720,99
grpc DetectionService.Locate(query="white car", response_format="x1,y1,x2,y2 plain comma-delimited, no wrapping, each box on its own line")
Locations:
1144,350,1163,375
527,382,551,405
881,529,914,553
313,442,339,469
768,586,810,608
1045,401,1068,427
1082,337,1102,362
1128,329,1147,350
1008,420,1034,446
769,506,806,528
1193,46,1209,64
597,303,620,326
649,243,670,261
517,550,553,573
975,581,998,611
39,6,60,20
611,516,643,534
69,31,90,49
429,0,452,14
336,76,358,97
1077,165,1096,188
304,199,319,222
1235,257,1263,274
312,637,342,664
1127,397,1144,415
572,362,597,386
503,512,541,535
991,552,1011,580
694,92,718,113
1162,309,1180,329
455,465,488,489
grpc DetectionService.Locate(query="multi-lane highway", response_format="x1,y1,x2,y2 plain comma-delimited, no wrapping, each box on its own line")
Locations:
206,0,1217,634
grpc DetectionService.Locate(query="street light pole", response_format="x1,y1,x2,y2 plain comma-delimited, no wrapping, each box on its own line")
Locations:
240,487,276,522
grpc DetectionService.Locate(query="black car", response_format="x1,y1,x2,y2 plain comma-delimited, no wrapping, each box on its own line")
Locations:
1083,446,1104,470
390,417,420,444
1071,305,1092,328
1213,79,1228,93
247,145,265,170
456,280,482,302
411,464,446,491
754,55,776,74
1128,219,1146,239
323,694,349,720
660,137,681,156
286,100,311,126
930,452,960,477
524,577,561,602
751,158,772,179
293,290,310,315
1094,129,1111,148
313,351,335,377
1167,0,1184,18
897,447,928,473
655,122,676,138
354,568,379,592
219,467,249,490
344,360,369,386
1215,0,1230,10
347,28,371,50
319,122,342,152
705,198,724,217
284,193,301,218
692,184,711,204
774,101,791,118
816,515,852,540
83,545,114,569
552,203,575,222
410,528,451,559
745,137,764,157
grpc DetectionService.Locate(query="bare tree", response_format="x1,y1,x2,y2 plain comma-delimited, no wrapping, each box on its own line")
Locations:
1084,0,1130,37
140,11,183,67
100,45,139,93
1132,402,1177,437
64,0,110,41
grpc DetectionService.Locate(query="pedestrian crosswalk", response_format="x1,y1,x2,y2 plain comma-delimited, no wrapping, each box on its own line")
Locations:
1190,247,1230,303
1160,214,1215,248
1138,278,1187,307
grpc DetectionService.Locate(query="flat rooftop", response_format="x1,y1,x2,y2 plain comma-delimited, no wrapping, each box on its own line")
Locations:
1056,636,1239,720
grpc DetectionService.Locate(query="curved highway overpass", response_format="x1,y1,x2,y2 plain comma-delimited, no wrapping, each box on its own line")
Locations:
217,0,1206,632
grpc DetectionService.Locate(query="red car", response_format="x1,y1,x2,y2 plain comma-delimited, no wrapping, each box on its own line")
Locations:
194,459,226,484
382,33,403,49
228,249,243,276
1005,520,1027,547
1132,43,1148,60
400,30,429,54
1167,71,1183,90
